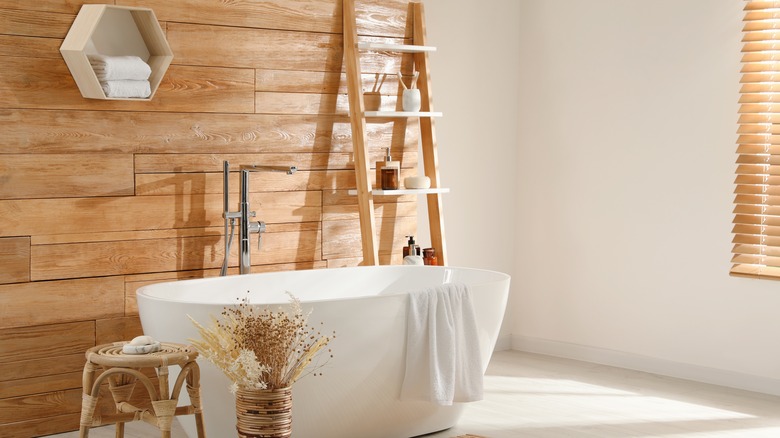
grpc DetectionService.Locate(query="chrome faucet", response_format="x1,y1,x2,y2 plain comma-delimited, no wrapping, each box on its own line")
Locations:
221,161,297,275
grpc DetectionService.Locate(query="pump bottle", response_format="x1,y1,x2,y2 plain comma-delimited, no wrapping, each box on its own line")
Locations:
403,235,421,258
380,147,400,190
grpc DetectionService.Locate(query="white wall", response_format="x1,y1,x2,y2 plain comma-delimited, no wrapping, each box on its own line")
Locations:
424,0,522,343
514,0,780,394
423,0,780,395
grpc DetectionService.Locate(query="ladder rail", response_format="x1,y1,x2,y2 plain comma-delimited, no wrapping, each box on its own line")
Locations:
412,2,447,266
343,0,379,265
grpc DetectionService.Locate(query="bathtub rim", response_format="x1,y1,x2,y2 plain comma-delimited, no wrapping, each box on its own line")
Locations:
136,265,510,305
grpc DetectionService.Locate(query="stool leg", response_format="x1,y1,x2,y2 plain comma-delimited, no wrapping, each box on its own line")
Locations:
154,362,174,438
107,372,136,438
152,399,178,438
186,362,206,438
79,362,98,438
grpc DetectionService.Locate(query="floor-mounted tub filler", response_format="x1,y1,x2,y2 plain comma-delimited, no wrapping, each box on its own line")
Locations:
137,265,510,438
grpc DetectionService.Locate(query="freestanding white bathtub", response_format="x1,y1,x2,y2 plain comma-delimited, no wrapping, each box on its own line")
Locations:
136,265,510,438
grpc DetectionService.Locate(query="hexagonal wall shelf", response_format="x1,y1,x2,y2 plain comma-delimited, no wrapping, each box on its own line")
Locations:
60,5,173,100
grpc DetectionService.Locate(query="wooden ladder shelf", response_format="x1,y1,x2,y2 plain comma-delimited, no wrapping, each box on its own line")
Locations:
343,0,447,266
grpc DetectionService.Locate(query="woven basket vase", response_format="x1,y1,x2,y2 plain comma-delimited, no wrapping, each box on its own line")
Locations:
235,386,293,438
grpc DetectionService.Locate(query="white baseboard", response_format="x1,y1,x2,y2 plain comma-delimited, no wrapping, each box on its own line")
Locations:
493,333,513,352
511,335,780,397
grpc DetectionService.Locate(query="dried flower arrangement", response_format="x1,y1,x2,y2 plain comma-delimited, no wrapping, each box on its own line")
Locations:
188,293,333,393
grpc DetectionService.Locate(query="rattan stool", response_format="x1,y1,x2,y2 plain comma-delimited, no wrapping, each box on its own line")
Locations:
78,342,206,438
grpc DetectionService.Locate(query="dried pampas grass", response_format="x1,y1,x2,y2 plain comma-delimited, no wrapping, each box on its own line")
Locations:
189,292,334,392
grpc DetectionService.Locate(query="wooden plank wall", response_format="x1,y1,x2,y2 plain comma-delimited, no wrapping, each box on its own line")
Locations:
0,0,419,435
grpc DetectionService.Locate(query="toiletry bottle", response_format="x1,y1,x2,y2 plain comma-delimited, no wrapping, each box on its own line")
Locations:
380,148,400,190
423,247,437,266
375,148,388,188
403,235,421,258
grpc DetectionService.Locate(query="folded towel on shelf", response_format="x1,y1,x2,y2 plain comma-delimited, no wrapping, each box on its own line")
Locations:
400,282,483,405
100,80,151,99
88,54,152,81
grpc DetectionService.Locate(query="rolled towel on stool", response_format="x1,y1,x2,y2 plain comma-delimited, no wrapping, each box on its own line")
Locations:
101,80,152,99
88,54,152,81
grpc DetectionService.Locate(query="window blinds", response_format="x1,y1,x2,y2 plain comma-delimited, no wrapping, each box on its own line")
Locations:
733,1,780,278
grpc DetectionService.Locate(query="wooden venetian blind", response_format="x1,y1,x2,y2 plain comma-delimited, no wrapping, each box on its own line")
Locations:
733,1,780,278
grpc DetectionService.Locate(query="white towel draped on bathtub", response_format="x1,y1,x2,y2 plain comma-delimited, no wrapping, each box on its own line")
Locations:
401,282,483,405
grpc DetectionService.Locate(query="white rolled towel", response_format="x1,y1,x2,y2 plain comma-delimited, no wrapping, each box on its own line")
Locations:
101,80,151,99
88,54,152,81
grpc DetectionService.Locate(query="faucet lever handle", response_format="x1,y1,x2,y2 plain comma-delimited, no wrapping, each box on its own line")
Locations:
256,221,266,250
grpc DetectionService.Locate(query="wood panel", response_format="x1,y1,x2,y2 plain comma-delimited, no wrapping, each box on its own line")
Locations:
257,69,345,93
116,0,411,37
0,353,84,382
96,316,143,345
0,0,106,14
355,0,414,37
256,92,348,116
0,277,124,329
322,215,415,259
31,226,322,281
0,371,81,399
0,154,134,199
135,154,345,173
0,321,94,363
137,168,358,192
168,22,343,71
0,389,82,423
167,23,409,73
0,192,321,238
118,0,341,34
0,411,80,437
134,150,416,173
323,200,416,221
256,91,401,115
256,70,402,95
31,236,226,280
135,171,360,195
0,58,255,113
0,8,73,38
0,237,29,284
152,65,256,113
0,110,416,154
326,254,401,267
0,34,61,58
33,227,223,246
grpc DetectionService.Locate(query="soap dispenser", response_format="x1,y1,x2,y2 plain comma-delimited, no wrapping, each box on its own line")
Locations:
403,235,421,258
375,148,386,188
380,147,400,190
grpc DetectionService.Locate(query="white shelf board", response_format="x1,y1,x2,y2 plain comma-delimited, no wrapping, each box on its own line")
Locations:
357,42,436,53
348,188,450,196
365,111,443,118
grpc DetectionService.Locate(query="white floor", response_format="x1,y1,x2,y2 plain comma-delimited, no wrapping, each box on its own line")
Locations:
48,350,780,438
